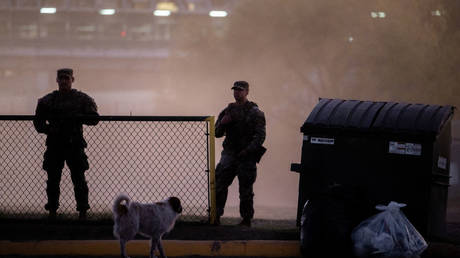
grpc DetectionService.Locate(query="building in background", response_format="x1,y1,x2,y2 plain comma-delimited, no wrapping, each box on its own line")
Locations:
1,0,459,219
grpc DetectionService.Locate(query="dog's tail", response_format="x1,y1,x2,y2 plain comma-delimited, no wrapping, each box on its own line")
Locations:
113,193,131,217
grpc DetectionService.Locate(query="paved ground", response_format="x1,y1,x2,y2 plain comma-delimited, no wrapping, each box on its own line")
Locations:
0,217,299,241
0,255,296,258
0,217,300,257
1,217,460,257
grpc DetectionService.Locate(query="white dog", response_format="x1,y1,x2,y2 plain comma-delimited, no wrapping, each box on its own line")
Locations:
112,194,182,258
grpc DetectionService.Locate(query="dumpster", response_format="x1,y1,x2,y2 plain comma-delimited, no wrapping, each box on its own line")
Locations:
291,98,455,240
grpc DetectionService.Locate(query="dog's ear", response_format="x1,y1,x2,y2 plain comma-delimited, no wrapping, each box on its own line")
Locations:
169,197,182,214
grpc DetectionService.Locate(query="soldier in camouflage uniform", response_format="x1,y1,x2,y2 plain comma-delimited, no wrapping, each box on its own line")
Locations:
33,68,99,220
214,81,266,227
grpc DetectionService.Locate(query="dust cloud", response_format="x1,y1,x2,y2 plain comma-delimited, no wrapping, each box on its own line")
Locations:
0,0,459,220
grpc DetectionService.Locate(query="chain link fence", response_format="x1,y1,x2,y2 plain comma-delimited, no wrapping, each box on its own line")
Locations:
0,115,215,221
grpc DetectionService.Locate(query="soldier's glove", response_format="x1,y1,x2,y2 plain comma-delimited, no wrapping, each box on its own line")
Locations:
221,113,232,125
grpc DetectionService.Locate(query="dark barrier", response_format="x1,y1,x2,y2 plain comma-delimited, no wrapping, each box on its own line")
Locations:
292,98,455,240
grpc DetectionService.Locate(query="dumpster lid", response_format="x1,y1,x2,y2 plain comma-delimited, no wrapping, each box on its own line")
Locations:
302,98,455,135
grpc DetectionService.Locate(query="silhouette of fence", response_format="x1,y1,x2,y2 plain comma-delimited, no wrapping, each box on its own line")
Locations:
0,115,216,221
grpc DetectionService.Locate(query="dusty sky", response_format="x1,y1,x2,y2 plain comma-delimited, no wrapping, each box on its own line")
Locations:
0,0,459,219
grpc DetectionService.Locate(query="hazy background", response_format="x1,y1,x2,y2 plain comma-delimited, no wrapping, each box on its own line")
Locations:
0,0,459,220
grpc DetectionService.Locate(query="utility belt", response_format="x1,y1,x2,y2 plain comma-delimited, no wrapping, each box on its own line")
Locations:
224,145,267,163
46,135,87,148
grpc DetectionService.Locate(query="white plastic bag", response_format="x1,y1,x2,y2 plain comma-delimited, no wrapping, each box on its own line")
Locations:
351,201,428,258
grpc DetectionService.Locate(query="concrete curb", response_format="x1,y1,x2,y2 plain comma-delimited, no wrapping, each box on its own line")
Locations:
0,240,301,257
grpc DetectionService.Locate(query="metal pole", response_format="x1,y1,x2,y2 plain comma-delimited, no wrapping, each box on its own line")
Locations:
206,116,217,224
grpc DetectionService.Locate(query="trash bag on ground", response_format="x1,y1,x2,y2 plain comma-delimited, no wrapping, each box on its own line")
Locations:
351,201,428,258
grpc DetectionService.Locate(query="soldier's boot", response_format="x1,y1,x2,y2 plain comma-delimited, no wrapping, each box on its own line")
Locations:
215,188,228,226
71,170,90,220
74,184,89,220
238,217,251,227
238,189,255,228
45,172,61,220
78,210,87,220
48,210,57,220
238,167,256,228
215,174,233,226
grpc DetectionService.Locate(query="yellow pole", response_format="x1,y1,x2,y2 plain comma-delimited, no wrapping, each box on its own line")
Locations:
206,116,217,224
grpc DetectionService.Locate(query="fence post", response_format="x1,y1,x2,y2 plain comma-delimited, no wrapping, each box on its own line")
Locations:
206,116,217,224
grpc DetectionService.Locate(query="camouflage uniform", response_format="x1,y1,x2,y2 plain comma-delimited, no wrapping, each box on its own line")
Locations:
215,101,266,220
33,89,99,212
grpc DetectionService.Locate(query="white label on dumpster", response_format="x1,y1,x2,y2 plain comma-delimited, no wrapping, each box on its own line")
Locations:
311,137,335,145
438,156,447,170
388,141,422,156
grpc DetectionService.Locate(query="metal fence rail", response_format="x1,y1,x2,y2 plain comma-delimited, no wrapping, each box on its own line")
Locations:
0,115,215,221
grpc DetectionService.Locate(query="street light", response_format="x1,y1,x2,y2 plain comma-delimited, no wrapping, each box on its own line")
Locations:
154,10,171,16
40,7,56,14
209,10,227,18
99,9,116,15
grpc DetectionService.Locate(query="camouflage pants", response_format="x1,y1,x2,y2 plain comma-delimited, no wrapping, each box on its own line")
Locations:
215,150,257,219
42,145,90,212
